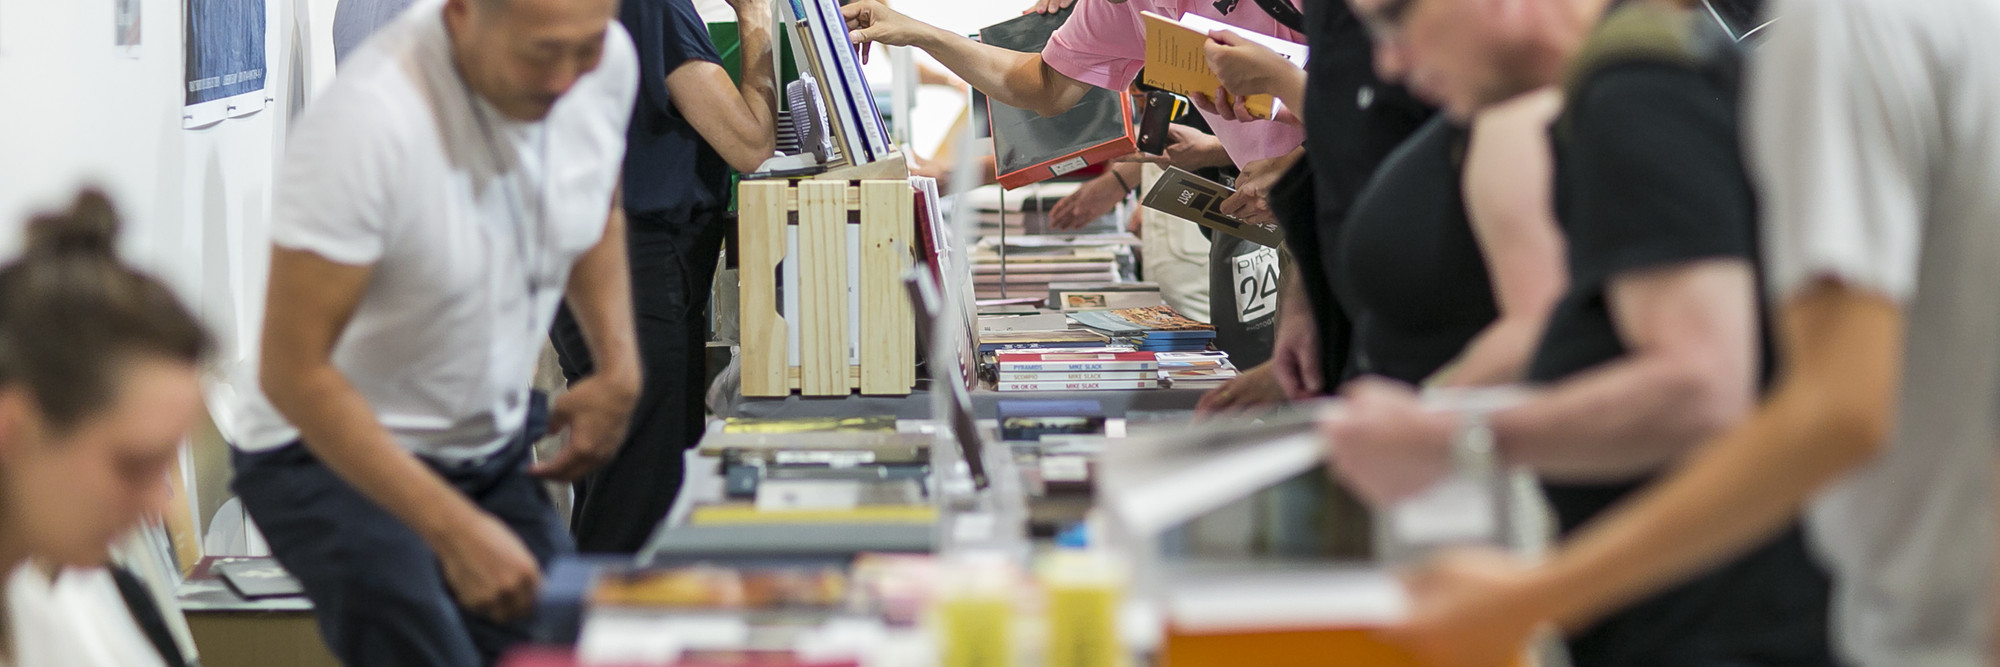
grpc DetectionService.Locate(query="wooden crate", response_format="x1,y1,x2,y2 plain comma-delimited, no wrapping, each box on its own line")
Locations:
738,179,917,397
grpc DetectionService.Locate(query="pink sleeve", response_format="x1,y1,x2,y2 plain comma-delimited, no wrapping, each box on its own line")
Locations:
1040,0,1149,90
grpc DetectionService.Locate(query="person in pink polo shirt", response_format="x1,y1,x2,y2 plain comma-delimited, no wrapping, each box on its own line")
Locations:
839,0,1306,193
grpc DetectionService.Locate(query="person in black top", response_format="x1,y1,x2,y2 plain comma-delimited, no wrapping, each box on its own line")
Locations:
1332,91,1566,389
1322,0,1831,665
1195,0,1435,413
548,0,781,554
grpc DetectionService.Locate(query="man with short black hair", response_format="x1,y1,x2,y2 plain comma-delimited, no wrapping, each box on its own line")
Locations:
233,0,642,663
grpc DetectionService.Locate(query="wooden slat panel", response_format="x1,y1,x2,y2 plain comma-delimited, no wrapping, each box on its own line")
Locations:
858,180,914,395
797,180,851,396
736,181,791,397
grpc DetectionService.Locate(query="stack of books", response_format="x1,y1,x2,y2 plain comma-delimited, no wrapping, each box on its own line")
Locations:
972,249,1123,301
1157,351,1239,389
993,350,1161,392
1070,305,1217,352
977,329,1110,353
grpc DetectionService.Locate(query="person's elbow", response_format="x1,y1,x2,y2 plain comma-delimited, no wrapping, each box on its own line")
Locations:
721,135,778,174
1654,355,1757,445
1807,378,1894,469
257,340,325,413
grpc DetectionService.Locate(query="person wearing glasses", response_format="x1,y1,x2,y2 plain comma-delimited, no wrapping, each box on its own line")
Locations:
1364,0,2000,665
1316,0,1831,664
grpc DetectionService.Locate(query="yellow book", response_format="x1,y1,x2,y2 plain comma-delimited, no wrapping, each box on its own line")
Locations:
1139,12,1306,119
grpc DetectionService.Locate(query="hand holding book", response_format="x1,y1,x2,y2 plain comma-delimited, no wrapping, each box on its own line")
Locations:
1202,29,1308,118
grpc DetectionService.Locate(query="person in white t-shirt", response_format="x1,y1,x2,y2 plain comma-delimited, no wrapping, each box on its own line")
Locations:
228,0,642,663
1373,0,2000,665
0,192,214,667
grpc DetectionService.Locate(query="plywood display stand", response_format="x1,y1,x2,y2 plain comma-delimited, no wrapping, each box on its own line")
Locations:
739,173,918,397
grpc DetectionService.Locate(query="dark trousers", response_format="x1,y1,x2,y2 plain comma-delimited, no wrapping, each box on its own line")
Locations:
231,395,572,667
551,206,729,554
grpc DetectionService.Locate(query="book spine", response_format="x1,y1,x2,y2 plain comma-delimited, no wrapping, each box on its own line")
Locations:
996,362,1159,372
807,0,886,161
998,371,1155,381
996,380,1160,391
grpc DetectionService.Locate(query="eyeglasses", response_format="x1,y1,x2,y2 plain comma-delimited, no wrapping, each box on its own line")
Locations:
1213,0,1240,15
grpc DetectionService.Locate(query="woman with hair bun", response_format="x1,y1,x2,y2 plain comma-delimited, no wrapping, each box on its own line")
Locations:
0,190,212,667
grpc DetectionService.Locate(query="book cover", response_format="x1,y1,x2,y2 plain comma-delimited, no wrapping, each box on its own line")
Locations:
215,558,305,600
997,360,1160,372
1139,12,1306,120
1071,305,1216,335
980,8,1139,188
1141,167,1286,248
996,379,1160,391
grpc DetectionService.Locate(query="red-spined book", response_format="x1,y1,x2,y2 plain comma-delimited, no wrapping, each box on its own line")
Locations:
994,350,1158,372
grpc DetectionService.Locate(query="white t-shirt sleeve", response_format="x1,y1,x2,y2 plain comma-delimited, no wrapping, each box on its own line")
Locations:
269,92,402,266
1752,0,1941,303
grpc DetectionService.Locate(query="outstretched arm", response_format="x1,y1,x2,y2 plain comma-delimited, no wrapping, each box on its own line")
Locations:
841,0,1095,117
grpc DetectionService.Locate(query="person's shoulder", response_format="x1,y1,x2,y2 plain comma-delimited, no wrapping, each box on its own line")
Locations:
588,21,641,105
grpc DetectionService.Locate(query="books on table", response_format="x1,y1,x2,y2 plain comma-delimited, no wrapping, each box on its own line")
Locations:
1069,305,1217,351
977,328,1110,352
1139,11,1307,120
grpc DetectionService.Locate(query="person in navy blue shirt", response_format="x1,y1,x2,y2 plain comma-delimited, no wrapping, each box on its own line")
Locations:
550,0,780,554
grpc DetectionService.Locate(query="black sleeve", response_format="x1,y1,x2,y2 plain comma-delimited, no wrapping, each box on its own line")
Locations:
110,566,190,667
625,0,725,122
1566,64,1755,282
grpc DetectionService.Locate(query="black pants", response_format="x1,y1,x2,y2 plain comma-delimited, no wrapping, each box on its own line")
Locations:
231,394,571,667
551,206,729,554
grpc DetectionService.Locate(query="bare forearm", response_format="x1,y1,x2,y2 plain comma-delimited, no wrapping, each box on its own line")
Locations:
1532,379,1868,629
1271,69,1306,119
736,20,780,159
1430,316,1543,388
263,364,483,541
564,211,642,389
908,27,1087,117
1492,355,1742,480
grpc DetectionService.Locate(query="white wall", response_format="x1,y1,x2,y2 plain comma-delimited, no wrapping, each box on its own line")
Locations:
0,0,338,441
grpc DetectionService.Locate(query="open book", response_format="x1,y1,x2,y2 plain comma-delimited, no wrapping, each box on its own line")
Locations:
1140,12,1307,119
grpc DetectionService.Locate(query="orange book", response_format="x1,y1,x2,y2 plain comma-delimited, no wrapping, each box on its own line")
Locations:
1156,568,1528,667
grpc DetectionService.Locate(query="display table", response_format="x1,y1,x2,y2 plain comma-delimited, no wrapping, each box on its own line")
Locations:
718,379,1208,420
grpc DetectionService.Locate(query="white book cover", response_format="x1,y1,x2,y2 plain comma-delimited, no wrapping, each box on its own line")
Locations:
1171,13,1309,68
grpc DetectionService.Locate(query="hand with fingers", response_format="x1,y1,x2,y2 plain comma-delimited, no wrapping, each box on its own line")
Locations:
1215,150,1298,227
1203,29,1299,100
530,375,637,481
432,512,543,623
1163,124,1232,170
1049,170,1134,231
841,0,927,63
1319,376,1458,507
1195,362,1290,417
1389,548,1549,667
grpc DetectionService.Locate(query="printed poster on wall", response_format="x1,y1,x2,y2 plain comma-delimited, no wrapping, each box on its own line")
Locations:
116,0,142,57
183,0,268,127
